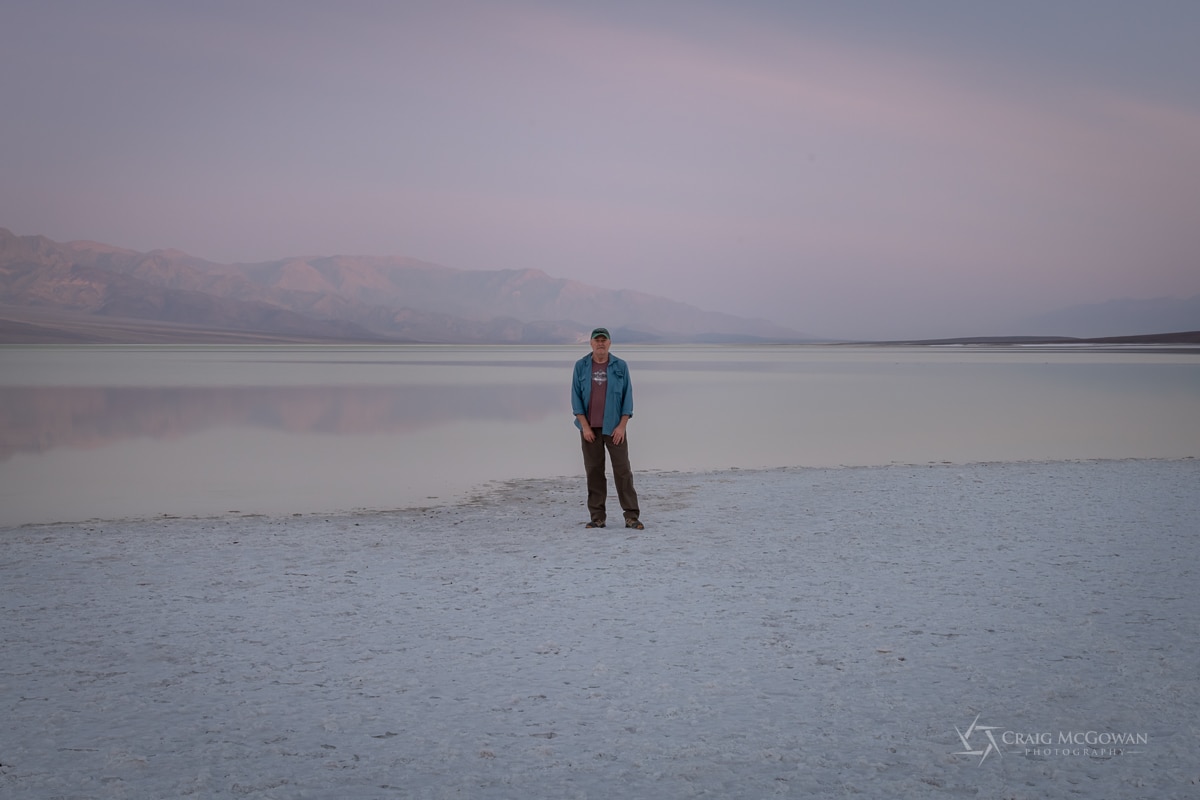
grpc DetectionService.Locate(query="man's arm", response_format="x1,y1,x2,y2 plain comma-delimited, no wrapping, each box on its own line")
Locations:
611,414,631,445
576,414,596,442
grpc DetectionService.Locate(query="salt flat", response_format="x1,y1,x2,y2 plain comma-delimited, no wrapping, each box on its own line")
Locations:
2,459,1197,799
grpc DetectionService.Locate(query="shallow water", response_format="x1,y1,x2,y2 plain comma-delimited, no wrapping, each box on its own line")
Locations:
2,343,1197,525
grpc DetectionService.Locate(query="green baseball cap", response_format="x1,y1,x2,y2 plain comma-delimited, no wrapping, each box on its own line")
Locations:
590,327,610,340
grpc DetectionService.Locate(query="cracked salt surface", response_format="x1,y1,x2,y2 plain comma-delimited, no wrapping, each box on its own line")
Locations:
2,459,1198,798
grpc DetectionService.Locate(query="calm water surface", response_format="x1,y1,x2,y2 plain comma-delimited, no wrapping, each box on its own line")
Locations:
2,344,1197,525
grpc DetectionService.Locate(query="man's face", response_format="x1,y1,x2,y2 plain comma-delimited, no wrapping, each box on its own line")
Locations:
590,335,610,360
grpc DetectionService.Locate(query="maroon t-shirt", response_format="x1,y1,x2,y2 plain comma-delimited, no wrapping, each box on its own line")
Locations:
587,359,608,428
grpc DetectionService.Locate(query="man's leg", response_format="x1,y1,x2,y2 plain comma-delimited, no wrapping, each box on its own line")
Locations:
581,428,608,525
605,434,640,524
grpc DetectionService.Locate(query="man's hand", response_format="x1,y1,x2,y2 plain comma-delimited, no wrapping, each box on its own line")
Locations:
611,420,627,445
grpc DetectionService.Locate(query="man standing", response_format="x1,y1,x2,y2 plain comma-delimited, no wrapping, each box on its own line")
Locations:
572,328,643,529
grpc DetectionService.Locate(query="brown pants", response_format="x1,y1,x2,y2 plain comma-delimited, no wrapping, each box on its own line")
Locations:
581,428,640,525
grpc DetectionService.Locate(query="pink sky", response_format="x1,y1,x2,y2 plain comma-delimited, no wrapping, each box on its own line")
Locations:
3,1,1198,338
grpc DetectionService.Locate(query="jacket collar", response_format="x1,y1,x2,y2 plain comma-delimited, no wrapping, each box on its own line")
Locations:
589,353,619,367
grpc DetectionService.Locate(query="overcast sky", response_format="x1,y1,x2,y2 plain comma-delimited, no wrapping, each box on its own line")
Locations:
3,1,1199,338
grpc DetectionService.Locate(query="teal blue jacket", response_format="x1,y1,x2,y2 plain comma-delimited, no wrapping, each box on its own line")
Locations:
572,353,633,436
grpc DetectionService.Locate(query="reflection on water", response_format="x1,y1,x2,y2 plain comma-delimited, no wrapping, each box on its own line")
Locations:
0,384,561,460
1,344,1197,526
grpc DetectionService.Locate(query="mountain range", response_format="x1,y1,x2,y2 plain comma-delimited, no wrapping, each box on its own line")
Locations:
0,228,807,344
3,228,1198,344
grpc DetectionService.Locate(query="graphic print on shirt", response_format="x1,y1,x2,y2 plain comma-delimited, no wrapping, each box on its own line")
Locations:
588,362,608,428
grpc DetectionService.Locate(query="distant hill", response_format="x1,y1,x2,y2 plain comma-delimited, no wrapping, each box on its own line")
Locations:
0,228,810,344
857,330,1200,346
1021,294,1200,338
